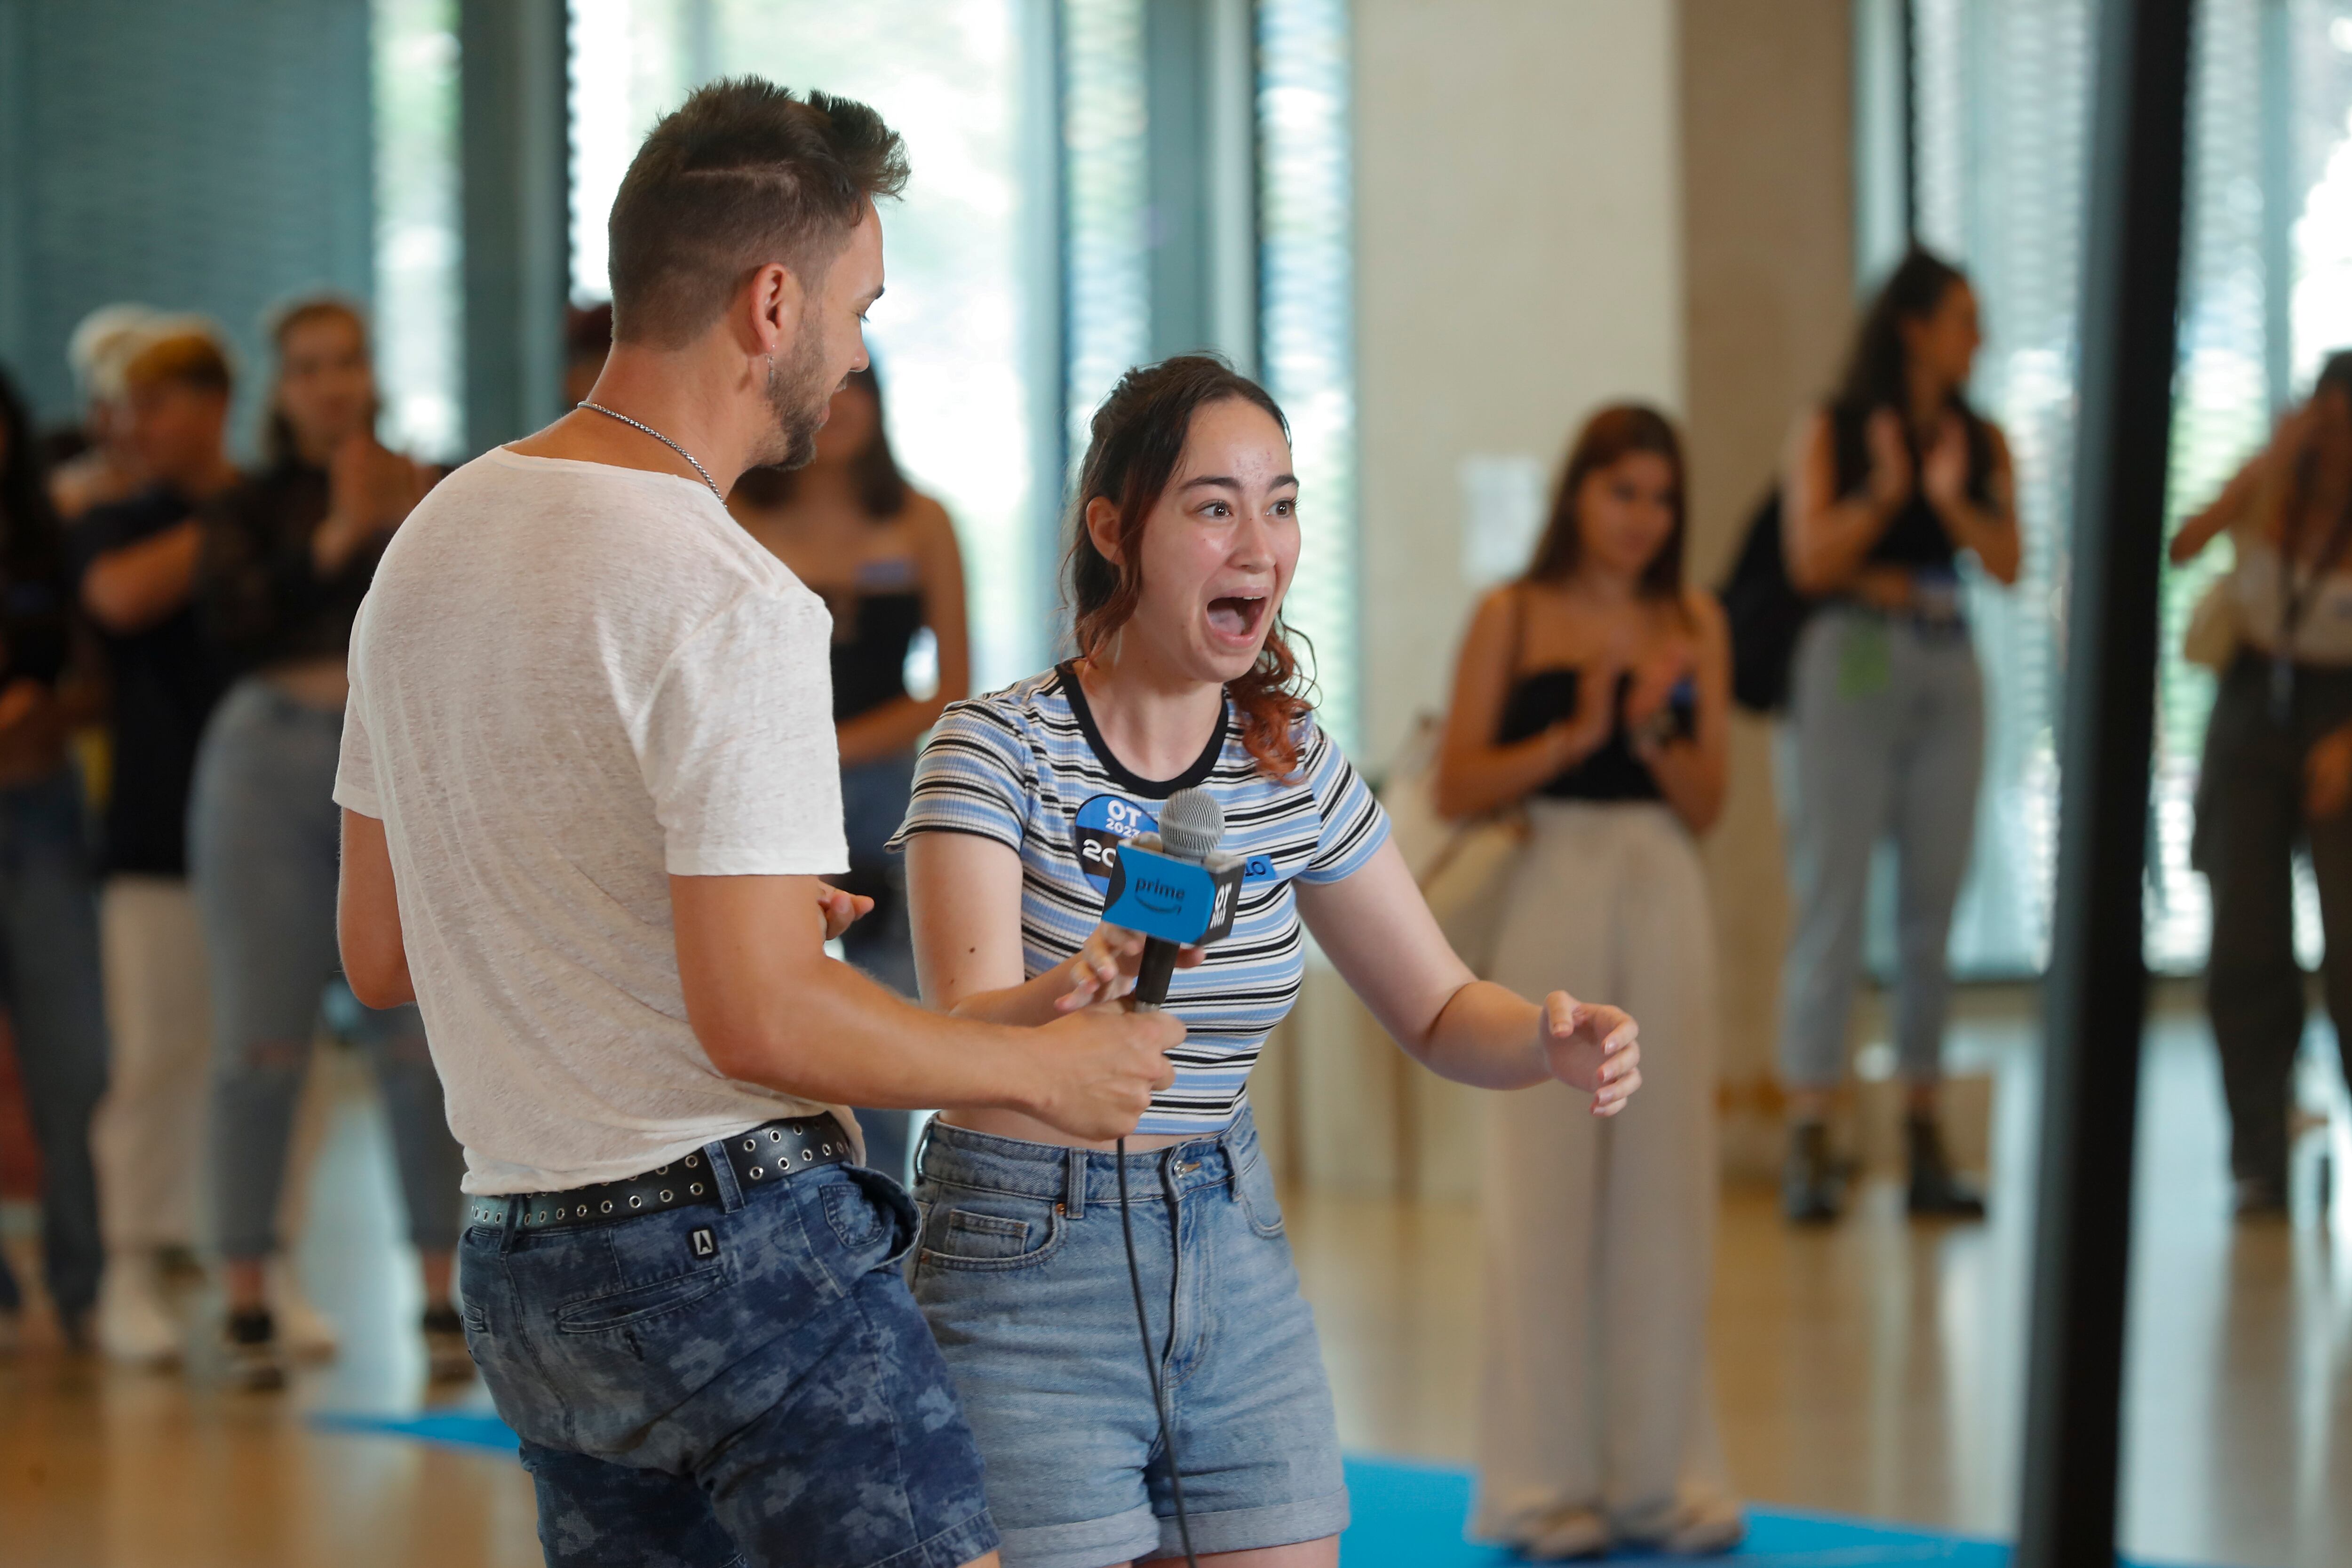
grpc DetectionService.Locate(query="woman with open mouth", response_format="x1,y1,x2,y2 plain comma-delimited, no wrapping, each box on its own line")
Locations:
891,354,1645,1568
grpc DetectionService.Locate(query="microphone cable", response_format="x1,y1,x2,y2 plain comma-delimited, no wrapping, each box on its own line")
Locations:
1116,1134,1200,1568
1113,785,1222,1568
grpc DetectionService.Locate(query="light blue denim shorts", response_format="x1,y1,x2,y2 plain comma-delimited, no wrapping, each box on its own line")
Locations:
910,1105,1350,1568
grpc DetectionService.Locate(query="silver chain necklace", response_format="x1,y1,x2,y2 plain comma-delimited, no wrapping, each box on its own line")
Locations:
577,401,722,499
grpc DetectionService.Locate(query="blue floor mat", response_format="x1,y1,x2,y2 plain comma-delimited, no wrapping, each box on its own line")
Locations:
313,1415,2211,1567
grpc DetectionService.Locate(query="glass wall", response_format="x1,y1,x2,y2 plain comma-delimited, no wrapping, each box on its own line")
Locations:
371,0,464,462
566,0,1049,689
1256,0,1358,751
1907,0,2352,976
375,1,1361,714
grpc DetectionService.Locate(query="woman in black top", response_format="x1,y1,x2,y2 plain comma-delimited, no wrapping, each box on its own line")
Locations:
185,296,468,1388
728,363,969,1183
1437,406,1742,1556
1776,247,2021,1223
0,363,110,1351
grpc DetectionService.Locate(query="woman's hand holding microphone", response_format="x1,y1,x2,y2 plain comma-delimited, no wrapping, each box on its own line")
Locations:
1055,923,1207,1011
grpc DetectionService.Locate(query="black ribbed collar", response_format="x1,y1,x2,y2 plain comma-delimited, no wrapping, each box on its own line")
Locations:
1054,661,1228,800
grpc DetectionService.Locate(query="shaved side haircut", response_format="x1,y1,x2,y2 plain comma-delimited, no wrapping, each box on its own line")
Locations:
606,77,909,349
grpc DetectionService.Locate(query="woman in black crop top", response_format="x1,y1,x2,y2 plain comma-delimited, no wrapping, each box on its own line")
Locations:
184,297,468,1389
1776,247,2018,1227
1436,406,1742,1555
728,363,969,1183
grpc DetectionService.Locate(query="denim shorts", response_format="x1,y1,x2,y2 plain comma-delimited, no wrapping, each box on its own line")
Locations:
910,1106,1349,1568
460,1141,998,1568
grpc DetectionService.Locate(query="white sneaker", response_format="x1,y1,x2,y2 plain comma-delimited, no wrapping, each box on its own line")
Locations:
266,1258,340,1361
98,1252,182,1367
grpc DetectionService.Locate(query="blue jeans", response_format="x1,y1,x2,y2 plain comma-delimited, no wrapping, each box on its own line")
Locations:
188,679,466,1261
910,1107,1350,1568
0,766,108,1318
1776,607,1984,1089
460,1148,998,1568
842,752,918,1185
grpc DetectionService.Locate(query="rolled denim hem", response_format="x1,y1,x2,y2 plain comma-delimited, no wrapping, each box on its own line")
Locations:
1156,1488,1350,1560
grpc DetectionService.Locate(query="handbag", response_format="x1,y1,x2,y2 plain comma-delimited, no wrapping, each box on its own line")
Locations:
1379,719,1526,979
1719,486,1817,712
2181,572,2242,671
1382,584,1569,973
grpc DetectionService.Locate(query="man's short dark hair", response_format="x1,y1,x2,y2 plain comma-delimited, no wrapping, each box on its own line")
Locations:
607,78,909,349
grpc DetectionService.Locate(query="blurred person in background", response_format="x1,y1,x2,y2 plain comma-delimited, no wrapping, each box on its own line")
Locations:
0,363,110,1354
69,325,244,1365
1437,406,1743,1558
1774,248,2019,1224
564,302,613,410
49,304,160,521
729,362,968,1184
186,296,466,1389
2170,350,2352,1217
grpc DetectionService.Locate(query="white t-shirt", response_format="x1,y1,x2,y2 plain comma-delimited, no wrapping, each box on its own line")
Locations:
334,448,852,1195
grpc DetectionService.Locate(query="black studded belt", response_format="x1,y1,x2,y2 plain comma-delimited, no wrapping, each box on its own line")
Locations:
468,1114,855,1232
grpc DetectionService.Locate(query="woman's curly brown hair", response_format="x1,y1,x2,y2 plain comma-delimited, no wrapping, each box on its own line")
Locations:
1065,356,1313,780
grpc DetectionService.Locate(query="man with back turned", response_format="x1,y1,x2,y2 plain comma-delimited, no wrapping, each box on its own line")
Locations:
332,80,1180,1568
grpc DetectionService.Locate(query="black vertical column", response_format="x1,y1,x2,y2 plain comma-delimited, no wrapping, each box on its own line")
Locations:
460,0,571,455
2015,2,2194,1565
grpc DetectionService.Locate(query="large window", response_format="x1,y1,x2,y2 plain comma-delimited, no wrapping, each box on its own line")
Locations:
1256,0,1358,751
567,0,1050,689
371,0,464,462
1905,0,2352,976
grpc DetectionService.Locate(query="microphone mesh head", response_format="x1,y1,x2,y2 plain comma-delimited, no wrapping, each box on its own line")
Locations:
1158,786,1224,863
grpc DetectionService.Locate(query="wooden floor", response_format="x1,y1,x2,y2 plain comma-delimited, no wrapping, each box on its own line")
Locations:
5,997,2349,1568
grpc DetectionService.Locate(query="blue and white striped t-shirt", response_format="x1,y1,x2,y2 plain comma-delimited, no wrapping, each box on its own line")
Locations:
892,663,1390,1134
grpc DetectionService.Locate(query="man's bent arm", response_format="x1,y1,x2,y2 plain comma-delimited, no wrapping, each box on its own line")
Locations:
339,808,417,1008
671,873,1174,1132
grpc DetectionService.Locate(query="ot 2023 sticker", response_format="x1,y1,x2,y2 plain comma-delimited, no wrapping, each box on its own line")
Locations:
1071,794,1277,897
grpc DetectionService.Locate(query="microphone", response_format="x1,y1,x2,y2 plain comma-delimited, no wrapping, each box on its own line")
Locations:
1102,786,1238,1011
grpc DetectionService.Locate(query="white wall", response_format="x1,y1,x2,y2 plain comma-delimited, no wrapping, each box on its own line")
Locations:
1352,0,1686,770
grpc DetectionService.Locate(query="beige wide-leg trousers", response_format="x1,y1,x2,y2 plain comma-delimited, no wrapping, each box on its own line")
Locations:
1472,800,1732,1541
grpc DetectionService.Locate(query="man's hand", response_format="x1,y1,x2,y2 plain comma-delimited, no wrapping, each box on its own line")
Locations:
1054,923,1206,1012
1537,992,1642,1116
1019,1003,1183,1142
817,885,874,943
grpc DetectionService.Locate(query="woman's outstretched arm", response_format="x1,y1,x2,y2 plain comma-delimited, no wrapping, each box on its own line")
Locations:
1294,837,1641,1112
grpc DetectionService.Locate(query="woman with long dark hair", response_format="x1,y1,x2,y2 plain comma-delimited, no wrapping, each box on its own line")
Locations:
728,363,969,1183
894,356,1643,1568
186,296,468,1387
0,363,109,1352
1436,405,1742,1555
2171,350,2352,1214
1776,247,2020,1223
